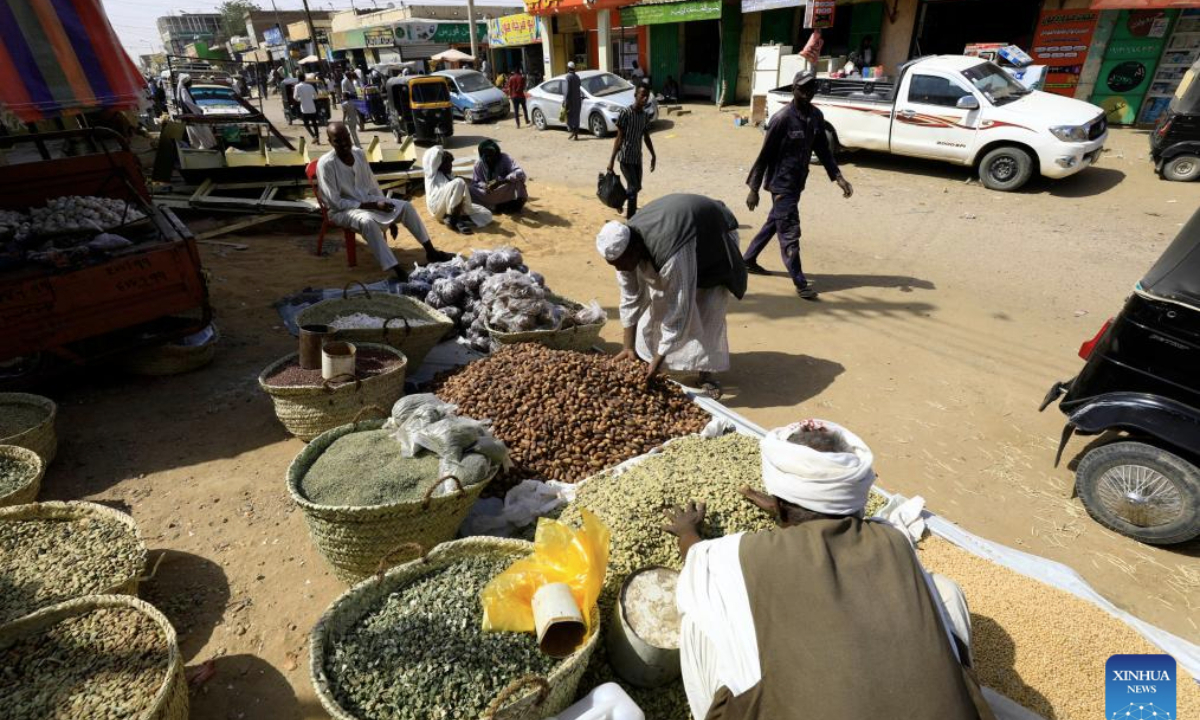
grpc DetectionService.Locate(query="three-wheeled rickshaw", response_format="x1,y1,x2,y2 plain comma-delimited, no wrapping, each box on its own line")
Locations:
282,77,332,126
386,75,455,144
1151,58,1200,182
352,85,390,127
1040,208,1200,545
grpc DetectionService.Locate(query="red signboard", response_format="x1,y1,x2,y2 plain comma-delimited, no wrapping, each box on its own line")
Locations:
1091,0,1200,8
524,0,634,15
804,0,836,29
1030,9,1101,96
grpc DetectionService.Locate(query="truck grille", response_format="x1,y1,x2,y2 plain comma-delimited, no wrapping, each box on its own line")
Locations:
1088,116,1106,140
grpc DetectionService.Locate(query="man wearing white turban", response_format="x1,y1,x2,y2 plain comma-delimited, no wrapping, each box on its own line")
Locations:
422,145,493,234
594,193,746,397
665,420,1007,720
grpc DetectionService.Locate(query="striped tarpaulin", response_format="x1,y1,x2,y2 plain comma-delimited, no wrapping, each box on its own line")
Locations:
0,0,145,122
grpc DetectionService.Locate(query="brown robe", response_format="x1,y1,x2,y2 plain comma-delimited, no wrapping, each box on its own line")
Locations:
703,518,995,720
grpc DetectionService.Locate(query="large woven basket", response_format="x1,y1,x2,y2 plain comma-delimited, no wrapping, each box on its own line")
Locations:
0,445,45,508
310,537,601,720
0,594,187,720
0,501,147,624
258,343,408,442
287,419,496,583
0,392,57,465
295,282,453,372
486,294,606,352
116,324,220,376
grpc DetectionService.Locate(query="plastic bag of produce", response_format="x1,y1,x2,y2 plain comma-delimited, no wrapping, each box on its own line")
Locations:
413,416,493,461
486,246,523,273
572,300,606,327
481,508,610,633
466,249,491,270
437,452,494,493
597,171,627,210
385,394,459,455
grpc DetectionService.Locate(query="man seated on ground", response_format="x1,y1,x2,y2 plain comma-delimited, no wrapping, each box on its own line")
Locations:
662,76,681,103
666,419,996,720
316,122,454,281
470,140,528,214
422,145,493,235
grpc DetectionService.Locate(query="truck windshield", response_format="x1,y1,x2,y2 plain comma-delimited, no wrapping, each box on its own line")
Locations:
962,62,1028,105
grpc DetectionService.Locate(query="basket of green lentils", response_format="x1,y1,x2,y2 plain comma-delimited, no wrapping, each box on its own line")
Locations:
287,418,498,584
310,537,601,720
0,392,57,466
0,446,45,508
0,594,187,720
0,501,147,625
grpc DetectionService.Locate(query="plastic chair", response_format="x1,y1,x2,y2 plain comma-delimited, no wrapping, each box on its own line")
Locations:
305,159,357,267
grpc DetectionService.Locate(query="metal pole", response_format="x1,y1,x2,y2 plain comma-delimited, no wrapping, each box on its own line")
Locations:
269,0,289,73
467,0,479,67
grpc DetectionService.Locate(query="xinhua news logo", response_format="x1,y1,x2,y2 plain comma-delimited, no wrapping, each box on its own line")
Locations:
1106,654,1176,720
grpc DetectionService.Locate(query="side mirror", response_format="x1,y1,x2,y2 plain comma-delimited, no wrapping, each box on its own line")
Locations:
957,95,980,110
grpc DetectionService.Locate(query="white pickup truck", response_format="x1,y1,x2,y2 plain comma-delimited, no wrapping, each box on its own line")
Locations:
766,55,1108,191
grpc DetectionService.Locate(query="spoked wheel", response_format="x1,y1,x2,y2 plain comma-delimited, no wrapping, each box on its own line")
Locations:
1075,441,1200,545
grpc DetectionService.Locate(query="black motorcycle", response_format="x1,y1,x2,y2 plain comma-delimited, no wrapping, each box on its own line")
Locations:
1040,208,1200,545
1151,58,1200,182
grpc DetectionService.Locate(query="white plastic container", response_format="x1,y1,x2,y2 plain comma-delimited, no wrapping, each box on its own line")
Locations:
547,682,644,720
321,341,356,380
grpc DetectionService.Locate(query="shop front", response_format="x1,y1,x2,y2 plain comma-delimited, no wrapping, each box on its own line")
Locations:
488,13,547,80
525,0,639,76
1090,7,1177,124
395,20,489,69
909,0,1043,57
331,25,404,71
621,0,724,99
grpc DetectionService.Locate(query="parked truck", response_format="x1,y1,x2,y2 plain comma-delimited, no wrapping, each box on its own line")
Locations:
767,55,1108,191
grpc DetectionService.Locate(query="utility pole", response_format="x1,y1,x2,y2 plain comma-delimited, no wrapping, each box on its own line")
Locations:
466,0,479,66
301,0,321,62
269,0,288,72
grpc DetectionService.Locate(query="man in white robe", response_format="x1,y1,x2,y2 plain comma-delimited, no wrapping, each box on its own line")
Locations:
595,194,746,397
175,74,218,150
317,122,454,280
422,145,493,235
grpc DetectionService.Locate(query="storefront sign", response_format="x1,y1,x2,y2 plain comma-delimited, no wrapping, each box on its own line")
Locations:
804,0,836,29
620,0,721,26
525,0,637,16
1091,0,1197,8
365,27,394,47
394,21,486,45
1030,9,1100,96
488,13,542,47
314,28,330,45
741,0,801,14
264,27,284,47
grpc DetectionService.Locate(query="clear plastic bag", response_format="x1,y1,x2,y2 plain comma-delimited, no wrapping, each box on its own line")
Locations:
385,394,459,456
572,300,607,327
412,416,492,461
437,452,494,494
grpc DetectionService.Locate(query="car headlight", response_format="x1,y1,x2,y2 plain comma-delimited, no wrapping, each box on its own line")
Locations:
597,102,621,113
1050,125,1088,143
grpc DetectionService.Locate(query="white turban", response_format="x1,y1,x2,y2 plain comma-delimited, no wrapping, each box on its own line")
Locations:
596,221,630,262
568,61,576,70
760,420,875,516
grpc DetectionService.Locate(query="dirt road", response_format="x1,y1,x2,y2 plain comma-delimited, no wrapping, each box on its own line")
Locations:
40,101,1199,718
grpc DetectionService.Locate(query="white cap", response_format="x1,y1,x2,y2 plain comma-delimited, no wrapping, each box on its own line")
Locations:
595,221,630,262
567,61,576,70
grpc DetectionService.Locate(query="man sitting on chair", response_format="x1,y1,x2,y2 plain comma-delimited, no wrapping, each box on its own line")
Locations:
316,122,454,280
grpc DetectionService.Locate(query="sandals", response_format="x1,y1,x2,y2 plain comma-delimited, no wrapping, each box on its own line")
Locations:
698,375,723,400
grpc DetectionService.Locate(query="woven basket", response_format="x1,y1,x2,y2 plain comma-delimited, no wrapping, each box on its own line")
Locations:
0,594,187,720
486,294,606,352
116,324,220,376
0,392,57,465
0,501,148,624
310,537,601,720
0,446,45,508
287,419,496,583
296,282,453,371
258,343,408,442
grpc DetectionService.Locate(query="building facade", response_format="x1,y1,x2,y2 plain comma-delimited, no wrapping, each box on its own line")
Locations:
157,13,221,56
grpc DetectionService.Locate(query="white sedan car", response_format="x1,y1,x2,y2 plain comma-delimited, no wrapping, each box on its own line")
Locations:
527,70,656,137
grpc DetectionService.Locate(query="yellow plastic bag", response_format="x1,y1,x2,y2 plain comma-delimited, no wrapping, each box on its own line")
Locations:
481,508,610,633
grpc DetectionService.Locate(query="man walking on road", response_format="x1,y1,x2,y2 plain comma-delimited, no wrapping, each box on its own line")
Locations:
745,70,852,300
506,67,529,128
294,75,321,144
565,62,582,140
340,69,362,148
608,84,656,219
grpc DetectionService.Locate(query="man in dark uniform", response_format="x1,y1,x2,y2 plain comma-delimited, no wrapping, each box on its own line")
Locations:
744,70,853,300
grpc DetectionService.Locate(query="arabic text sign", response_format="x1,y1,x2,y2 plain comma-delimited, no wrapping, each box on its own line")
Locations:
621,0,721,26
488,13,542,47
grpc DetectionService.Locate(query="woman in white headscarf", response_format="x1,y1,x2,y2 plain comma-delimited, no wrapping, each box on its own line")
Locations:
421,145,492,235
175,74,218,150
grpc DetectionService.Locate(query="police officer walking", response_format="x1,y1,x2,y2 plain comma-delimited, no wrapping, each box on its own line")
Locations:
744,70,853,300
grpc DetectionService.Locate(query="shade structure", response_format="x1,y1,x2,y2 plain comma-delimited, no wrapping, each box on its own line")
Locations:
0,0,146,122
430,48,475,63
299,54,320,64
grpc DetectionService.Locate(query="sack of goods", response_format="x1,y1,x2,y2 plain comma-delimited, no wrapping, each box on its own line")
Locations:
597,171,627,210
760,419,875,517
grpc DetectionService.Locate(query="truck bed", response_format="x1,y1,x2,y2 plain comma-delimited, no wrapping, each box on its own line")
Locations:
815,78,896,104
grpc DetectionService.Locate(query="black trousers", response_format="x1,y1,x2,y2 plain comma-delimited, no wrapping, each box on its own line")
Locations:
620,161,643,219
512,97,529,126
301,112,320,139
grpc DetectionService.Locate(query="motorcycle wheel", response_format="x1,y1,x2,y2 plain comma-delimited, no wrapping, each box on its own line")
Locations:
1075,440,1200,545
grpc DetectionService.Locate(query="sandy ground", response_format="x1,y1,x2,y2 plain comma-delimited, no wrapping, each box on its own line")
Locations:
36,99,1200,718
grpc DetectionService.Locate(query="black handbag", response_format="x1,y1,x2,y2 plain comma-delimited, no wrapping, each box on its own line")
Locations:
597,171,628,210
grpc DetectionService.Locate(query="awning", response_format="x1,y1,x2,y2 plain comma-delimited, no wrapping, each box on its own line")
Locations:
299,54,320,64
621,0,722,25
431,48,475,62
0,0,146,122
525,0,640,16
1090,0,1200,7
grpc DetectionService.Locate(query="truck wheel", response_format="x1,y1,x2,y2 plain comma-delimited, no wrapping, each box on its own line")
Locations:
1075,441,1200,545
978,146,1033,191
532,107,547,131
1162,154,1200,182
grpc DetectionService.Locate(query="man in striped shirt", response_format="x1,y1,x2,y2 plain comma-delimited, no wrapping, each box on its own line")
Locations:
607,84,657,219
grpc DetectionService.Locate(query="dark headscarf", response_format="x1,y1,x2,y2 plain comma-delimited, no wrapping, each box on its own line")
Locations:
477,139,502,180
